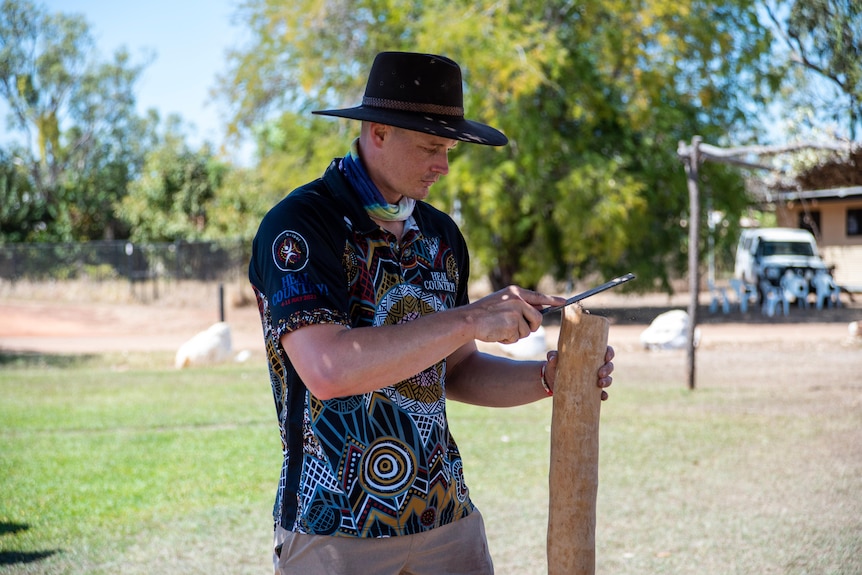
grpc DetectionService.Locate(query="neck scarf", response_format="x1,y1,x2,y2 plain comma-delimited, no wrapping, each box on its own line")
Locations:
340,138,416,222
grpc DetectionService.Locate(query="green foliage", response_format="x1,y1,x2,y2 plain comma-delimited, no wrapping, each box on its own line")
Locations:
1,0,786,286
254,112,349,195
218,0,775,291
766,0,862,139
1,1,252,245
118,122,228,242
0,147,44,241
203,167,268,242
0,0,154,241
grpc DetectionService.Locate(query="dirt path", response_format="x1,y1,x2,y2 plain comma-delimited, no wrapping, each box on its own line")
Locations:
2,294,858,356
0,298,264,355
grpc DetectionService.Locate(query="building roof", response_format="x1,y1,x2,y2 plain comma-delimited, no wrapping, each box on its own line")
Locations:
777,185,862,202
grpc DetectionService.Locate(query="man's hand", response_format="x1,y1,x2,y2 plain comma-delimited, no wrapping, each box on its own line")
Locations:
543,345,615,401
464,286,566,344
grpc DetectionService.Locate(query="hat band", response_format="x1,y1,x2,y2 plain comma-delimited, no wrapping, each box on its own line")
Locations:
362,96,463,118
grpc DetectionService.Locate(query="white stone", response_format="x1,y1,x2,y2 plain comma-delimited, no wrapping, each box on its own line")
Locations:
175,322,233,368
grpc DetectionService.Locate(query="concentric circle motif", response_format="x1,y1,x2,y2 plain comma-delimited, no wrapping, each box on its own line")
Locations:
360,438,417,498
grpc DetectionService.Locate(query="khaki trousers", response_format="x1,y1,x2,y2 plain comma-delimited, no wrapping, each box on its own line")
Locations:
273,510,494,575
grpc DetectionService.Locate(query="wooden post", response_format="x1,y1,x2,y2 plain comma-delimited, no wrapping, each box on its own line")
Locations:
547,306,610,575
218,283,225,322
682,136,702,390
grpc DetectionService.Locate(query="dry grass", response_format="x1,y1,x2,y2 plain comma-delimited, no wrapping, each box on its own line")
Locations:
459,334,862,574
2,283,861,574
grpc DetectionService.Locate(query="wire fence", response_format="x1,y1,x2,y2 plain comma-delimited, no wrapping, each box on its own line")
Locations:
0,239,249,298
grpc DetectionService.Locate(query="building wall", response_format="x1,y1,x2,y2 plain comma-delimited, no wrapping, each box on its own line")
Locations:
779,198,862,290
821,245,862,290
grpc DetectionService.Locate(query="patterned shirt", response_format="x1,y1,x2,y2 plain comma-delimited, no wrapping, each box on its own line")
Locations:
249,160,475,538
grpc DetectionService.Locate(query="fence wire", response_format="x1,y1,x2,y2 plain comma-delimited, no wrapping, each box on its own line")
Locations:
0,239,249,283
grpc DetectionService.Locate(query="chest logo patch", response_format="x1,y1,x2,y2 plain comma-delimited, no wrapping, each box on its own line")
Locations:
272,230,309,272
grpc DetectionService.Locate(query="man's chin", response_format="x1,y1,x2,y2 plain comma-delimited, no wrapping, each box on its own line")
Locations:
417,184,436,198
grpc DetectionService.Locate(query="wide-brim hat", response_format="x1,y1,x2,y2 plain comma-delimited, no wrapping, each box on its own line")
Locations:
313,51,508,146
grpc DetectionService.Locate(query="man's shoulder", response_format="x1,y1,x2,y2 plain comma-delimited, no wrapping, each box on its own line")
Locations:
275,178,329,207
264,176,340,221
414,201,462,237
266,161,356,213
254,184,339,248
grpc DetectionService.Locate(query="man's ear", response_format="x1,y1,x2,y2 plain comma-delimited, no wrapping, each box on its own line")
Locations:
367,122,391,146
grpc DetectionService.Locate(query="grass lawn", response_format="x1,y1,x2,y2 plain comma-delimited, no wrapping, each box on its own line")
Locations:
1,341,861,574
0,352,278,574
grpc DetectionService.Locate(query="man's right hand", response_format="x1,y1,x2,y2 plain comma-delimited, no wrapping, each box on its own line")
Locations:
463,286,566,344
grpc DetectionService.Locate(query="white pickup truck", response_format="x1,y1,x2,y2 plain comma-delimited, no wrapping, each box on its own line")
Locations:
734,228,829,298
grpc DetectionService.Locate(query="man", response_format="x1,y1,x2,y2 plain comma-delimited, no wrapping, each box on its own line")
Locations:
249,51,615,575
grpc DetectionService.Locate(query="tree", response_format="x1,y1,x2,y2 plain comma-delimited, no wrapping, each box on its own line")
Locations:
117,117,228,243
765,0,862,140
0,0,152,241
200,111,349,242
0,147,41,242
218,0,776,290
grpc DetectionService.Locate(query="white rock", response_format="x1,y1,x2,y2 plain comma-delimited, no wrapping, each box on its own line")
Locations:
175,322,233,369
498,325,547,359
640,310,700,350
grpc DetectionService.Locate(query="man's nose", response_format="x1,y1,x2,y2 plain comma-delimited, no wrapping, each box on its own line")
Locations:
431,153,450,175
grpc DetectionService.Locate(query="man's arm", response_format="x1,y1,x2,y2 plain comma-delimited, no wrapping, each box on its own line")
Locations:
445,342,615,407
444,341,548,407
281,286,565,400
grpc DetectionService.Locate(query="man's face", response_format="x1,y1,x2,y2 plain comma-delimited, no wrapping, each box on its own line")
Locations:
372,126,458,204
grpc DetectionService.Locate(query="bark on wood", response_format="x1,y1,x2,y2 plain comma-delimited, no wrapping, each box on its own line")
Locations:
547,306,610,575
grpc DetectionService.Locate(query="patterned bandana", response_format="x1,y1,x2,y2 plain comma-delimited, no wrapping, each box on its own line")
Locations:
340,138,416,222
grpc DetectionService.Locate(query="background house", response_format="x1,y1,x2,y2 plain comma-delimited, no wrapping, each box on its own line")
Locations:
775,185,862,291
769,149,862,292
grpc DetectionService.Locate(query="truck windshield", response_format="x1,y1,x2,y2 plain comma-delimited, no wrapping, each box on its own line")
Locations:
758,241,815,257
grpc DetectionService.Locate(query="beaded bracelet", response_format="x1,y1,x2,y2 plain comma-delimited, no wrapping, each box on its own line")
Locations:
540,361,553,396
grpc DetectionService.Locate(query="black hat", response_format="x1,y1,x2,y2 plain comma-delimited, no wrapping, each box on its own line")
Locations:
313,51,508,146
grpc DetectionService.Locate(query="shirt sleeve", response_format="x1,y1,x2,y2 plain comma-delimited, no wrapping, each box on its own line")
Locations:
249,189,350,339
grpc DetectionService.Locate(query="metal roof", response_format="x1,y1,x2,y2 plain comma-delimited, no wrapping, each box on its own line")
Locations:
776,185,862,201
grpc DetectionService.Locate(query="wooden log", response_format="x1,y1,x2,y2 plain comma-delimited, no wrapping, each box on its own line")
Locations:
547,306,610,575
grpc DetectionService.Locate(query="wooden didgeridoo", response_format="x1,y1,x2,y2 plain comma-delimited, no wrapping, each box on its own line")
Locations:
547,306,609,575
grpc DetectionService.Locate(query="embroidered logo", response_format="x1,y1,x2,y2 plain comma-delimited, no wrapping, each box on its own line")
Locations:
272,230,309,272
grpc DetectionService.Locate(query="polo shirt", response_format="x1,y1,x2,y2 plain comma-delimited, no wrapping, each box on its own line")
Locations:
249,159,475,538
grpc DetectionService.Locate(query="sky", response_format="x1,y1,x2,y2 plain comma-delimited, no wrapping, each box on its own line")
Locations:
40,0,245,155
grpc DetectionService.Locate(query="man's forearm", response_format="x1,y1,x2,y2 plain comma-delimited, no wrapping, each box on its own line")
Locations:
445,349,547,408
281,307,476,399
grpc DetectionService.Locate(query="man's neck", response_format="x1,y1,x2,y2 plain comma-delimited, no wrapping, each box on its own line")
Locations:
373,217,405,242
